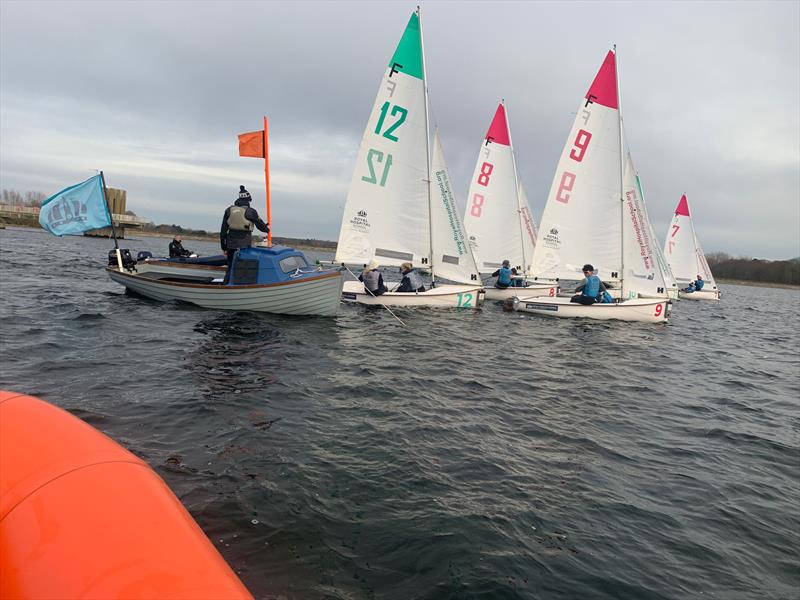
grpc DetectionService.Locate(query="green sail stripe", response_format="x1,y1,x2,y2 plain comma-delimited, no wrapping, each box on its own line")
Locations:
387,12,423,81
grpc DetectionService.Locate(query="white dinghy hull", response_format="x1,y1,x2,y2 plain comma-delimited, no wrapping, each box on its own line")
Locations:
107,267,345,316
678,289,720,301
483,283,557,302
513,296,671,323
341,280,484,309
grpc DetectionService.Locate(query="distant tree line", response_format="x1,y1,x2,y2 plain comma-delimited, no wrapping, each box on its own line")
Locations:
2,189,47,206
706,252,800,285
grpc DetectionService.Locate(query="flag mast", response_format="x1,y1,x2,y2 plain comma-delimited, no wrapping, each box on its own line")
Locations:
263,116,272,247
99,170,119,250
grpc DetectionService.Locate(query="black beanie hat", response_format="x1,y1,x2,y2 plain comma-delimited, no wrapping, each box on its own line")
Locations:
238,185,252,202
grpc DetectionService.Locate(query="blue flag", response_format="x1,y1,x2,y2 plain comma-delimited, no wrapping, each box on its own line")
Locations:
39,174,112,236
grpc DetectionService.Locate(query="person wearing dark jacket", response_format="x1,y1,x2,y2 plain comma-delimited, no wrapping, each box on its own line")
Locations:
220,185,269,284
168,235,192,258
394,262,425,293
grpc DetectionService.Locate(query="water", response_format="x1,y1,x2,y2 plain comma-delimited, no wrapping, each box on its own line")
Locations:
1,227,798,600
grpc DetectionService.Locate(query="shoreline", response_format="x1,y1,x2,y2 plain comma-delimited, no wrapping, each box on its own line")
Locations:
716,278,800,290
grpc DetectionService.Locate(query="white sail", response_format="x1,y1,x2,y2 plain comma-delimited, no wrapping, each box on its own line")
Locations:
531,51,623,283
518,183,538,274
430,130,481,284
463,102,535,275
621,150,669,298
663,194,717,287
335,13,430,268
636,175,679,294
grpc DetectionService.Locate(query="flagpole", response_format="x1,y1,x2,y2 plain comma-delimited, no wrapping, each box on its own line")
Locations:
99,171,119,250
264,116,272,247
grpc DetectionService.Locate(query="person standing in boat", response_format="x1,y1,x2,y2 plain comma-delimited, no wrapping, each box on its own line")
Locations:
491,259,522,289
395,262,425,293
359,260,387,296
168,235,193,259
571,264,608,305
220,185,269,284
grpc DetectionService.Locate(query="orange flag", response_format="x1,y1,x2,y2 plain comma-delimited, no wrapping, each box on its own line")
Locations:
238,130,264,158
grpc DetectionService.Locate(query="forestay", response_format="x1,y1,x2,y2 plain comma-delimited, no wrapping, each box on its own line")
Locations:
430,131,481,284
463,102,536,275
531,51,622,283
335,13,430,268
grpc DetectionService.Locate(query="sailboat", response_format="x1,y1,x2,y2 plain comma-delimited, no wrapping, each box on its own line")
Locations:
336,9,484,309
513,48,672,323
462,101,558,301
664,195,721,300
637,176,680,299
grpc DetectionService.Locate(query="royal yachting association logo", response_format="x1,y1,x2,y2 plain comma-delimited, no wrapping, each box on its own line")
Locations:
542,227,561,250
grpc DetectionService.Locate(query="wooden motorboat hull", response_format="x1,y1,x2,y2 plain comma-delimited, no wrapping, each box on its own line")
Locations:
341,280,484,308
513,295,672,323
107,267,344,316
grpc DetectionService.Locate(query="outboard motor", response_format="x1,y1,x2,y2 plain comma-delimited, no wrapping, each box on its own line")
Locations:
136,250,153,262
107,249,136,271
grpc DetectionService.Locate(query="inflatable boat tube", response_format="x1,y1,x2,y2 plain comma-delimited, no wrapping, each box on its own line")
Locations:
0,390,253,599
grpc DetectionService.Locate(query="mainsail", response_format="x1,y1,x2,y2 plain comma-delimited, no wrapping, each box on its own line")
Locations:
664,194,716,287
463,102,536,275
430,130,480,284
531,50,623,283
335,12,430,268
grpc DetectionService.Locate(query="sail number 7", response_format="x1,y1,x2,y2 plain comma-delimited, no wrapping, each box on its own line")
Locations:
362,149,393,187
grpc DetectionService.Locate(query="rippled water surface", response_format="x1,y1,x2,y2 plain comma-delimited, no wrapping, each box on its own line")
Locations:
1,227,798,599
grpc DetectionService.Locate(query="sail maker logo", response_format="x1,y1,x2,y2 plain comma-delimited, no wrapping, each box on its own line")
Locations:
349,210,370,233
542,227,561,250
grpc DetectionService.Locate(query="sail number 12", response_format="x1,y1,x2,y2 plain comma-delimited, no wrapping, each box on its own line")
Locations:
362,102,408,187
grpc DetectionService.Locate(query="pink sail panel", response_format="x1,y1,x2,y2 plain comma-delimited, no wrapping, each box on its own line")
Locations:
585,50,618,110
485,103,511,146
675,194,690,216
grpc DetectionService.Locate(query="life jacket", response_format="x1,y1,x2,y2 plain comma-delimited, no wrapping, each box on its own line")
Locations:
583,275,601,299
227,205,253,232
497,267,513,286
406,269,424,291
362,270,381,292
695,279,704,291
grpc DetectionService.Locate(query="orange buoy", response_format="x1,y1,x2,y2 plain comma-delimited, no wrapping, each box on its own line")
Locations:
0,390,253,599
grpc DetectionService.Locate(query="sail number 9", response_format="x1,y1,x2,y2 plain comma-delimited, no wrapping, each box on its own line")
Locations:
362,149,393,187
375,102,408,142
556,129,593,204
654,303,664,317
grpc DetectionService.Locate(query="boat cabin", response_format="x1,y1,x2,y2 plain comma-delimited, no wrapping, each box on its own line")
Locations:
229,246,312,285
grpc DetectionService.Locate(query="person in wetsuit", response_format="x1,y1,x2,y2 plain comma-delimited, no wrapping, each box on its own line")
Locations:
570,264,608,305
359,260,387,296
168,235,192,258
220,185,269,284
395,262,425,293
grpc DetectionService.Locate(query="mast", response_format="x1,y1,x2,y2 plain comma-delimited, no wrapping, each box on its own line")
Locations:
417,5,435,285
504,98,528,276
615,44,625,299
99,170,119,250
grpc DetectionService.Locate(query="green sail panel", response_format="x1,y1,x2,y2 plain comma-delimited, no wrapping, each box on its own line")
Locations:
388,12,423,80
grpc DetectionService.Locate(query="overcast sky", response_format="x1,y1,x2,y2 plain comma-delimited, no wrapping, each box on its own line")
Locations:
1,0,798,259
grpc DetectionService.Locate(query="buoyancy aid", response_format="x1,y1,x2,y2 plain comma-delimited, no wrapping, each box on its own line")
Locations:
497,267,513,286
362,270,381,292
406,269,424,291
227,206,253,231
695,279,704,291
583,275,601,299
